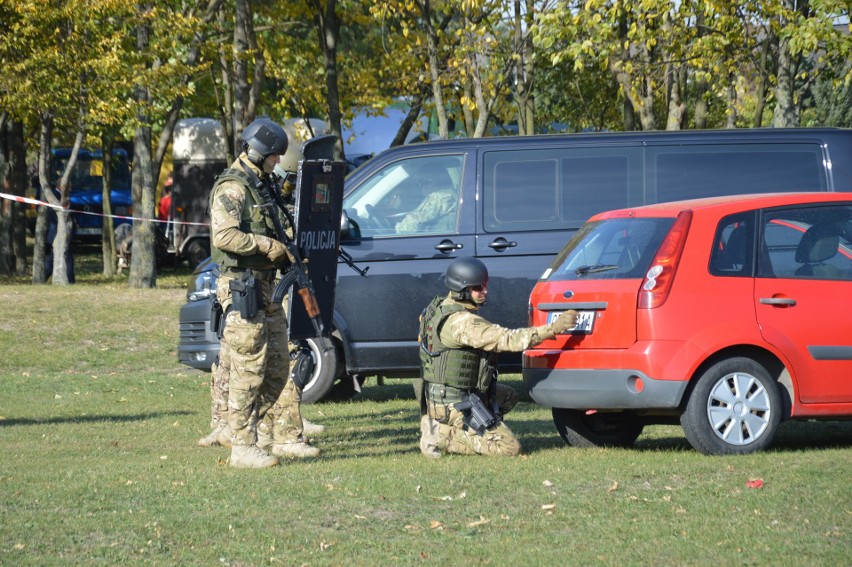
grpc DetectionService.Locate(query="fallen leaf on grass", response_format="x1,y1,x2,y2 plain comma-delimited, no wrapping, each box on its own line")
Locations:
607,481,619,492
467,516,490,527
541,504,556,511
430,520,443,529
746,479,764,489
354,514,367,520
543,480,554,487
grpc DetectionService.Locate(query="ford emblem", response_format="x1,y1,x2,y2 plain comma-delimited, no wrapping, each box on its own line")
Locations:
563,290,574,299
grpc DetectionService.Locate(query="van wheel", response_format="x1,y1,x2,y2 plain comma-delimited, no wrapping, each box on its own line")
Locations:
681,357,781,455
552,408,643,448
298,336,343,404
185,240,210,269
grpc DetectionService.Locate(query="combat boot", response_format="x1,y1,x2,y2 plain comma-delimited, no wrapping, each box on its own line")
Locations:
217,424,233,449
229,445,279,469
419,414,442,458
302,418,325,435
197,421,226,447
271,440,321,459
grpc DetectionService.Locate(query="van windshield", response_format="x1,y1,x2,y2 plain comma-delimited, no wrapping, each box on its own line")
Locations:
545,217,674,281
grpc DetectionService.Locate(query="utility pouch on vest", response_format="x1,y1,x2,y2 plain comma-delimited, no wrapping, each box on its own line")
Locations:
229,271,264,319
454,393,499,436
210,298,225,338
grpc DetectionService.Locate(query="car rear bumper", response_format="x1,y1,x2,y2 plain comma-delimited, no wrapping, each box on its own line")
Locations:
522,367,688,409
178,297,219,371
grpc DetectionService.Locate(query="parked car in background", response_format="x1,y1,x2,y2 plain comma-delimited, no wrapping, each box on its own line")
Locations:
29,148,133,241
523,192,852,455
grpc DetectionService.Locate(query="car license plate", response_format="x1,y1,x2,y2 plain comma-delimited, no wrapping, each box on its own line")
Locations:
547,310,595,333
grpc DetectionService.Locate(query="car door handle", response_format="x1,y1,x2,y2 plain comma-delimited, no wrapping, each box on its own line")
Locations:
435,240,463,253
760,297,796,306
488,237,518,251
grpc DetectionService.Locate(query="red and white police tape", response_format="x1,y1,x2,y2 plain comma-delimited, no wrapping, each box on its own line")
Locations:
0,191,209,227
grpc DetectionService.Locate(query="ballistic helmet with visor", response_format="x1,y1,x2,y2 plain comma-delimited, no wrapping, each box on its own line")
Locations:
445,257,488,292
241,118,289,165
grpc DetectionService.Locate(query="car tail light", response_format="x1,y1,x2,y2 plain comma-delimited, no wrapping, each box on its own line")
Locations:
638,210,692,309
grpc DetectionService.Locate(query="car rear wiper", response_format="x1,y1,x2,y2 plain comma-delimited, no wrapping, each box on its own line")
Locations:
575,264,620,275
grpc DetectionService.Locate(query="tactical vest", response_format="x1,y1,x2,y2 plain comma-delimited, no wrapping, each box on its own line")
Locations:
209,167,276,270
418,295,494,391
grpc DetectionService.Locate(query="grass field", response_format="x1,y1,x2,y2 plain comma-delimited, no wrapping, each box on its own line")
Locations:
0,249,850,565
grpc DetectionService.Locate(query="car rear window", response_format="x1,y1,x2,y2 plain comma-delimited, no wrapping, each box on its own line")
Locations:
543,217,675,281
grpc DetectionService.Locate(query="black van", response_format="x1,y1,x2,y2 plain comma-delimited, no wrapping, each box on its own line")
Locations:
179,127,852,401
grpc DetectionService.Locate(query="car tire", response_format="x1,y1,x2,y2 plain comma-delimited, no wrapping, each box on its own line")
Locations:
552,408,644,448
185,240,210,269
299,336,343,404
680,357,781,456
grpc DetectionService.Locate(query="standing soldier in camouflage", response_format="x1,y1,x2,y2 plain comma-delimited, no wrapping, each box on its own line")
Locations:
418,257,578,457
208,118,320,468
198,143,324,449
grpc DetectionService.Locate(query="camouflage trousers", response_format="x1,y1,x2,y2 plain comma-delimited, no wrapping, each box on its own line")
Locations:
425,383,522,456
216,276,304,447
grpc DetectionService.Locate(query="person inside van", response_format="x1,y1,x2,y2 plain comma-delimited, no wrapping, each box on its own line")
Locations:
395,167,458,234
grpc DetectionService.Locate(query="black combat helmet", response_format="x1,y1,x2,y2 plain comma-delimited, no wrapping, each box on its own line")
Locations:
445,257,488,292
241,118,289,165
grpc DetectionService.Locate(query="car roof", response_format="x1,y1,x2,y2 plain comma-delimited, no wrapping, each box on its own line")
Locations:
591,192,852,221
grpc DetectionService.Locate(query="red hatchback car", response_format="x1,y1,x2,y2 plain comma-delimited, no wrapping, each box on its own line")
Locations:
523,192,852,455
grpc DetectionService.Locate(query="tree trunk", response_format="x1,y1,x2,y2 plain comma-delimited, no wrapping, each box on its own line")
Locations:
0,115,11,276
773,33,799,128
232,0,251,145
9,119,28,275
128,7,157,288
32,206,48,284
101,136,117,277
665,65,685,130
311,0,346,161
421,1,449,139
391,89,426,147
51,208,73,285
513,0,535,136
725,80,737,128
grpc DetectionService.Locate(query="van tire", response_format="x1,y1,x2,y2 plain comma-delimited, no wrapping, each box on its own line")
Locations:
299,336,343,404
552,408,643,448
681,357,781,455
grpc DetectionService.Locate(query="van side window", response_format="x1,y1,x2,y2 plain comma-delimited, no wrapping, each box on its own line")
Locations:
483,147,638,232
342,155,464,238
761,204,852,281
651,144,827,203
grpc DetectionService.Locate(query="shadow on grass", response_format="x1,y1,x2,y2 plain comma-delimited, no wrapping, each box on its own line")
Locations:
0,410,194,427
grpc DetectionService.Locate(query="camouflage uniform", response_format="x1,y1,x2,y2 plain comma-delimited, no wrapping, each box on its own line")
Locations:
395,189,457,234
209,154,304,448
422,294,558,457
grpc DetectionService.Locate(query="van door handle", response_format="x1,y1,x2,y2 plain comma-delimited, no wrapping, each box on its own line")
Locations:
488,237,518,251
760,297,796,306
435,240,463,253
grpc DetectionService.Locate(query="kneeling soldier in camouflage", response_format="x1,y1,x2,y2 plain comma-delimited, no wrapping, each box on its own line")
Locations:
418,257,578,457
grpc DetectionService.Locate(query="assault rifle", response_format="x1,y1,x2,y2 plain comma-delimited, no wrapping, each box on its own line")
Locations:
240,161,326,340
